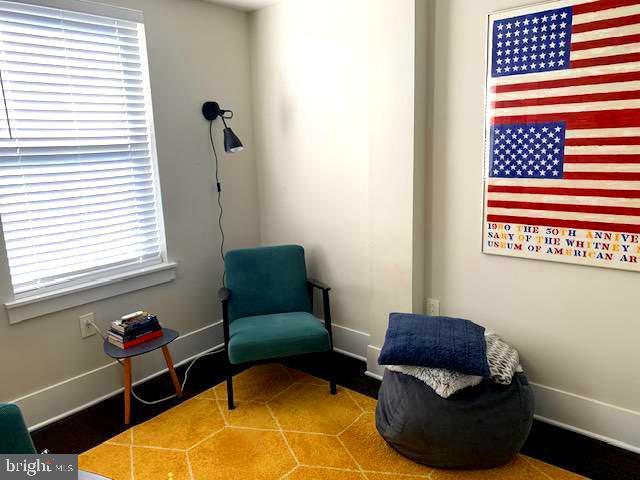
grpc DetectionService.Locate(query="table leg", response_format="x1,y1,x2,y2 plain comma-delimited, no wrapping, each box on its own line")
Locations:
123,358,132,425
162,345,183,397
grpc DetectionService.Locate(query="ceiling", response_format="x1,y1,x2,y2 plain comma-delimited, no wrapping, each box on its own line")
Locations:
203,0,279,11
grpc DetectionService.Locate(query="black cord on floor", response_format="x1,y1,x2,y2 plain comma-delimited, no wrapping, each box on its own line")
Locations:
209,120,226,287
87,320,226,405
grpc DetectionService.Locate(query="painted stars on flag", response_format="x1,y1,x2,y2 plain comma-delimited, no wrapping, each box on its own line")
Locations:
489,122,566,179
491,6,573,77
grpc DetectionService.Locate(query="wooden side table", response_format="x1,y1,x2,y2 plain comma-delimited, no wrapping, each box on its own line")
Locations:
103,328,182,424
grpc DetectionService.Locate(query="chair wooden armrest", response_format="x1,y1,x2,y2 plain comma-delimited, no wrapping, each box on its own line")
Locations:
218,287,230,302
306,278,330,291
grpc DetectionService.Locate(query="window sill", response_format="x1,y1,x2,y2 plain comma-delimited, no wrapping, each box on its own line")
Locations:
5,262,177,324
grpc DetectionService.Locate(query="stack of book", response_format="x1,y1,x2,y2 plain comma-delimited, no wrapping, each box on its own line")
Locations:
108,311,163,349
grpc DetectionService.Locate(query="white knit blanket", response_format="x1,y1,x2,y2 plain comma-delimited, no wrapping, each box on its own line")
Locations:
386,364,482,398
386,332,522,398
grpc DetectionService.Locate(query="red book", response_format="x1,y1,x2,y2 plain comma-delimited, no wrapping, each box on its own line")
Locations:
108,329,163,349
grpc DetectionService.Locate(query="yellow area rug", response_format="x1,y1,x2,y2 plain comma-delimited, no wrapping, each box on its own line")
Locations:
79,364,587,480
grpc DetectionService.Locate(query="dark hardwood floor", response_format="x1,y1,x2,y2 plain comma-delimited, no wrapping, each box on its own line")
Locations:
31,352,640,480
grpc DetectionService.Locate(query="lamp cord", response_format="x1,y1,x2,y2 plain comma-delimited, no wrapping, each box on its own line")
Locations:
80,121,229,407
209,120,226,287
88,319,224,405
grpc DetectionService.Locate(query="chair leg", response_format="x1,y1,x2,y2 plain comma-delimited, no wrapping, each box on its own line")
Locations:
328,350,337,395
123,358,132,425
226,361,235,410
226,376,234,410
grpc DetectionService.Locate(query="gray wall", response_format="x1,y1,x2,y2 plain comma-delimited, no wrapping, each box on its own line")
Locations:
249,0,425,361
427,0,640,448
0,0,259,426
250,0,373,336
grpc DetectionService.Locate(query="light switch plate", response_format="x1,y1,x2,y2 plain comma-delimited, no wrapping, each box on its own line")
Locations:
80,313,96,338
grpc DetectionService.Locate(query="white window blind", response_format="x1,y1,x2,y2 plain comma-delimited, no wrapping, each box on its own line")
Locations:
0,1,166,296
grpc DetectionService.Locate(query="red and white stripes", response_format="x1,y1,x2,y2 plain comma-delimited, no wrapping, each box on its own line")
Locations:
486,0,640,235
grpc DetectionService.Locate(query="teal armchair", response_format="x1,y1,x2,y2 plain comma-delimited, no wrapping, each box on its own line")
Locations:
0,403,36,454
219,245,337,409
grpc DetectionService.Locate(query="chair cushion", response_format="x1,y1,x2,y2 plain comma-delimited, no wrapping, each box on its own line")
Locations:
225,245,311,321
228,312,330,364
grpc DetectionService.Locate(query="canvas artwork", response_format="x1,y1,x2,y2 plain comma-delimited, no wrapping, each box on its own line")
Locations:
482,0,640,271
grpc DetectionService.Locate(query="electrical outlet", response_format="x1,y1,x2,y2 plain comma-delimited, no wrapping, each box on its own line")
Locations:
426,298,440,316
79,313,96,338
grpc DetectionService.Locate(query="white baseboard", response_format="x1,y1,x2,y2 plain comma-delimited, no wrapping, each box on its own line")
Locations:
21,318,639,456
364,370,382,381
12,318,368,431
330,323,369,361
12,320,224,430
530,382,640,454
365,344,384,379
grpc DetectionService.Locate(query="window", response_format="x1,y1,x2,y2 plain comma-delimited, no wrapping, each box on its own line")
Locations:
0,0,167,298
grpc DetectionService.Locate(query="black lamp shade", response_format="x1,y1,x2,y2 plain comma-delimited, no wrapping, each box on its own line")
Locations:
223,127,243,153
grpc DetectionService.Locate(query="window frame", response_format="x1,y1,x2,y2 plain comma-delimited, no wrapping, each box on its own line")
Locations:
1,0,175,322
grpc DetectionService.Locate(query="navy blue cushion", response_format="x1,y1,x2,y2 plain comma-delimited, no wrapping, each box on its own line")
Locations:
377,313,490,378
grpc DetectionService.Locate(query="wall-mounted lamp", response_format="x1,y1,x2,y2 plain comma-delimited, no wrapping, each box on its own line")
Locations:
202,101,243,153
201,101,244,288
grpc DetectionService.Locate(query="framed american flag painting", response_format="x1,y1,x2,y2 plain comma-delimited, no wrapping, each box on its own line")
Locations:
483,0,640,271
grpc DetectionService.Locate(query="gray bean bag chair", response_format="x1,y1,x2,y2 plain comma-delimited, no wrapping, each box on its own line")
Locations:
376,369,534,469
